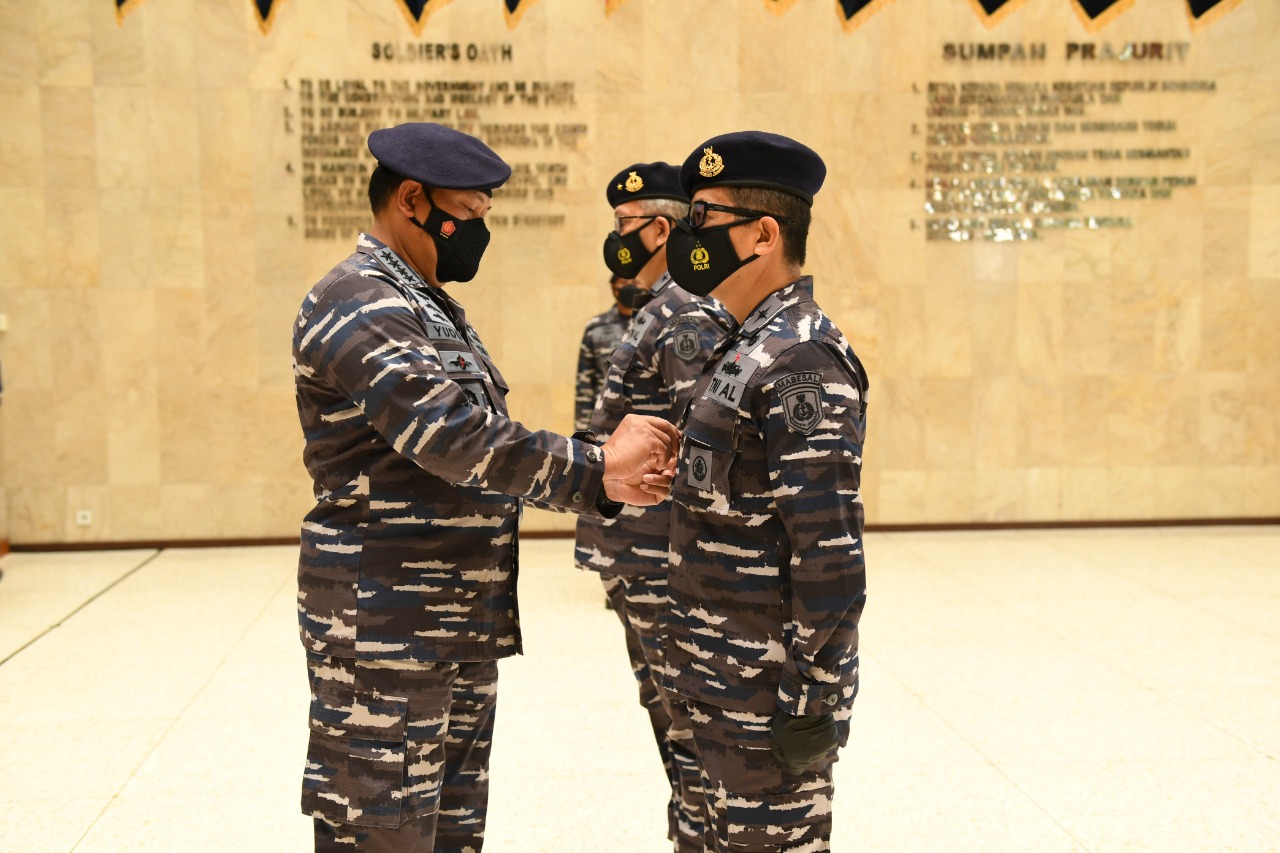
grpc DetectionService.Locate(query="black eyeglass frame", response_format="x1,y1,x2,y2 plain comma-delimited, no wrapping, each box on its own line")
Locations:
685,201,793,229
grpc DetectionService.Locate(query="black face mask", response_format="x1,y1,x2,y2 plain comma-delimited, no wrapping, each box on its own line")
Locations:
666,218,758,297
602,217,659,279
413,200,491,283
615,284,652,310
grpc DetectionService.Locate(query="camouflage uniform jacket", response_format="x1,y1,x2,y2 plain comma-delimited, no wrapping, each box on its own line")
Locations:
573,305,628,433
664,276,869,717
293,234,613,664
575,274,732,578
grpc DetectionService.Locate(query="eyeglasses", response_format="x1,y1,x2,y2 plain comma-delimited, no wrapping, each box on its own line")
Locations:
613,214,657,233
685,201,792,229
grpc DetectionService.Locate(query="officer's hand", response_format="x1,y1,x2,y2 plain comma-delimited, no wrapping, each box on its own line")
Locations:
770,712,839,775
601,415,680,505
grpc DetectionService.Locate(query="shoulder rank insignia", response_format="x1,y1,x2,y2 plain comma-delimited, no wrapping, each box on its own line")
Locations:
699,147,724,178
775,372,824,434
625,171,644,192
671,323,701,362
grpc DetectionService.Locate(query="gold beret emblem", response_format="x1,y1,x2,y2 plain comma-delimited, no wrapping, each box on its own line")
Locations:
624,171,644,192
698,147,724,178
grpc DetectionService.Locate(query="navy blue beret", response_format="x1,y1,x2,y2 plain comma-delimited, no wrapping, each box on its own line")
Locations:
605,161,688,208
368,123,512,191
679,131,826,205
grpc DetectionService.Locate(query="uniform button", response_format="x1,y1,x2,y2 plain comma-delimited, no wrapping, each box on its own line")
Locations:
825,693,839,707
586,448,600,463
572,491,585,503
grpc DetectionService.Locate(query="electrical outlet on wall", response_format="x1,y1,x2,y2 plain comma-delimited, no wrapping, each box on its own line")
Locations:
75,510,93,527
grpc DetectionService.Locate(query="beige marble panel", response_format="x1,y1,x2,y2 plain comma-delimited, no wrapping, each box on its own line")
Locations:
0,3,40,85
97,188,152,290
1199,372,1250,465
93,87,152,189
1060,380,1111,469
971,376,1018,470
971,468,1024,521
147,88,202,190
0,84,43,188
38,0,94,87
40,86,97,188
1243,465,1280,515
1017,377,1064,468
2,388,57,489
876,470,929,524
1016,279,1064,377
107,484,165,541
1245,369,1280,464
1199,278,1250,372
1,0,1276,542
872,377,925,471
8,486,65,542
1203,187,1252,282
45,190,102,290
922,377,972,470
1248,186,1280,279
1022,467,1063,521
1060,467,1113,521
158,387,258,486
0,290,53,390
145,0,199,90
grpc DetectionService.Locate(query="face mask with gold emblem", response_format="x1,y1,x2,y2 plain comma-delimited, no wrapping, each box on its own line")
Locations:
602,216,660,278
666,219,758,297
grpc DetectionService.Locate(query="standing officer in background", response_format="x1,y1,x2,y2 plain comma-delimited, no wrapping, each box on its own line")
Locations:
573,273,645,433
292,123,679,852
662,132,869,852
576,161,732,852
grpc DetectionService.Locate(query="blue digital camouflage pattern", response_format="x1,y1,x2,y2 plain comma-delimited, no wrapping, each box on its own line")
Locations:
664,276,869,718
292,233,611,665
573,305,628,433
574,274,732,578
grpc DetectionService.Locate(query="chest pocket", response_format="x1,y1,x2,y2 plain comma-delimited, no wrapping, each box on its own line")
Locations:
680,403,741,512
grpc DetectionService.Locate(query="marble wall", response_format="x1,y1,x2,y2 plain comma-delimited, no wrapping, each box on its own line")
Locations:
0,0,1275,543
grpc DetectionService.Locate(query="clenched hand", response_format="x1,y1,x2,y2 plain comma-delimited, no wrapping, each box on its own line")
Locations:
600,414,680,505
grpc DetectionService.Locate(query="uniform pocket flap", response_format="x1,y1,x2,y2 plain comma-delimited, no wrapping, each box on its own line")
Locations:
309,690,409,743
724,786,832,847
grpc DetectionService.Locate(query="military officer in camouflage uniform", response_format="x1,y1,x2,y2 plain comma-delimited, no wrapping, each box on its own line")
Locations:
576,162,732,852
573,274,641,433
292,123,679,853
662,132,869,852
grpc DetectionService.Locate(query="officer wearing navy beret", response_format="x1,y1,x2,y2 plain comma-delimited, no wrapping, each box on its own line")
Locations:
663,131,870,852
578,162,732,851
292,123,681,851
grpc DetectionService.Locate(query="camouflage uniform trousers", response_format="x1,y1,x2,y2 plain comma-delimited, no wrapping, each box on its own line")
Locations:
686,699,852,853
304,653,498,852
601,573,706,853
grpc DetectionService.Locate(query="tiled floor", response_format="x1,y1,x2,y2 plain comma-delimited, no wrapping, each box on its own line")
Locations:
1,528,1277,852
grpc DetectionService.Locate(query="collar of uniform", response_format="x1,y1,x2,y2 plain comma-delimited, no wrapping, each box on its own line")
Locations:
359,233,467,327
647,271,674,299
358,233,432,292
739,275,814,338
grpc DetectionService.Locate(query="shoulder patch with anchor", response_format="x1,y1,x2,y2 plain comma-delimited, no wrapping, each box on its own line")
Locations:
671,322,701,362
775,372,824,435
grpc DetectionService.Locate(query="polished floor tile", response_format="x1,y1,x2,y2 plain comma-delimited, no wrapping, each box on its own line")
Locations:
0,528,1277,852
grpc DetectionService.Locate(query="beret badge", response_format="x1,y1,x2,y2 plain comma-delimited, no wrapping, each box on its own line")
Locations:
625,171,644,192
698,147,724,178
